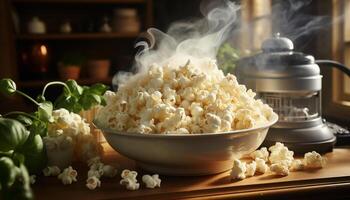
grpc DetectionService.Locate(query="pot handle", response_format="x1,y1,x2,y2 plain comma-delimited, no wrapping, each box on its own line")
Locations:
315,60,350,77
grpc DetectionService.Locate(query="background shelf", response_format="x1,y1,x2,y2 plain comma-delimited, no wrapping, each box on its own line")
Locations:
16,32,140,40
11,0,146,4
18,77,113,88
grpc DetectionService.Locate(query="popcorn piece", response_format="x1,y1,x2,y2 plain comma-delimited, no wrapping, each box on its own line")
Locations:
87,156,101,167
290,159,304,171
255,158,268,174
58,166,78,185
269,142,294,166
43,166,61,176
270,162,290,176
230,159,246,180
142,174,161,189
102,165,118,178
121,169,138,181
303,151,326,169
120,170,140,191
245,161,256,177
250,147,269,162
120,178,140,191
88,169,102,179
86,176,101,190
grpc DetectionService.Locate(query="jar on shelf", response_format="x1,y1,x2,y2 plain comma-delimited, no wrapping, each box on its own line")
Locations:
112,8,140,33
27,17,46,34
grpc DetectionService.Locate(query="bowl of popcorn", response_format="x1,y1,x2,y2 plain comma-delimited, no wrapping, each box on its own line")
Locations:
95,58,278,175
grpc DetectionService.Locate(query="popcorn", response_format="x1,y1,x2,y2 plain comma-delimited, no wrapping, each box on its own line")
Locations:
58,166,78,185
250,147,269,162
88,169,102,179
86,176,101,190
142,174,161,189
268,142,294,166
245,161,256,177
303,151,326,169
255,158,268,174
43,166,61,176
230,159,246,180
270,162,289,176
97,58,274,134
290,159,304,171
120,169,139,190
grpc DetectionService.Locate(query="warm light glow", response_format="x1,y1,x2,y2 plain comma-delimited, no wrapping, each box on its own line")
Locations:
40,45,47,55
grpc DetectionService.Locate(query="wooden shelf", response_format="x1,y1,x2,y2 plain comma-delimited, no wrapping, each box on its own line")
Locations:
12,0,146,4
18,77,113,88
16,32,140,40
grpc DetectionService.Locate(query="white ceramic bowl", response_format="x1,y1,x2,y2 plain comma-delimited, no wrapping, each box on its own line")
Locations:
95,113,278,176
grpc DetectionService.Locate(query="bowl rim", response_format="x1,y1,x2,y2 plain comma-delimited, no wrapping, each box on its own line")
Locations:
94,113,278,138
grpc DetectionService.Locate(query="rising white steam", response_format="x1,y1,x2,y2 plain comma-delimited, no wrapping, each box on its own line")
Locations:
114,0,240,87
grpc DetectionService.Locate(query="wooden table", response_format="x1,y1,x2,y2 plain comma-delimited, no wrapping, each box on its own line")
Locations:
33,144,350,200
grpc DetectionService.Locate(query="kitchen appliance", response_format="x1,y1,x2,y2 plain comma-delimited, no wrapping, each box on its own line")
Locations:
236,33,350,154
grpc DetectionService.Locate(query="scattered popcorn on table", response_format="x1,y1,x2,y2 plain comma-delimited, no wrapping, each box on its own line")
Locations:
86,176,101,190
245,161,256,177
43,166,61,176
120,178,140,191
96,58,274,134
230,159,246,180
303,151,326,169
270,162,290,176
142,174,161,189
87,156,101,167
255,158,268,174
88,169,102,179
30,175,36,184
120,169,140,190
268,142,294,166
290,159,304,171
250,147,269,162
58,166,77,185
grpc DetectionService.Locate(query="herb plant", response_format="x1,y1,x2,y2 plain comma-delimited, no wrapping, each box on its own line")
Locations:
0,78,108,199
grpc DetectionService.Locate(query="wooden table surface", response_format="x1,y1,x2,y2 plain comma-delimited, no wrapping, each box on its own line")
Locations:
33,143,350,200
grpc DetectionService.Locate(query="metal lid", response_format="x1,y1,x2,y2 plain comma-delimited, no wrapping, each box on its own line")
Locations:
236,33,320,78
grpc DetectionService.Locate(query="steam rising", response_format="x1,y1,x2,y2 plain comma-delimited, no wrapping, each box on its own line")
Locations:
114,0,239,87
272,0,332,45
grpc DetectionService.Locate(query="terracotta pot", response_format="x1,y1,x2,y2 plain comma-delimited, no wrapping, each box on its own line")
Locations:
86,60,110,79
58,64,81,80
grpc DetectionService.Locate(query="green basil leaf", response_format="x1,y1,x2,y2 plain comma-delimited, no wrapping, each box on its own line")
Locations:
15,115,33,126
89,83,108,95
29,120,47,137
0,78,16,96
3,163,33,200
17,134,46,174
0,157,17,188
54,95,79,113
80,93,101,110
38,101,54,123
66,80,83,96
0,118,29,152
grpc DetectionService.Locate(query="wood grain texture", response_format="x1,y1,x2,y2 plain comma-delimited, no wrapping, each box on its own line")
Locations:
32,144,350,200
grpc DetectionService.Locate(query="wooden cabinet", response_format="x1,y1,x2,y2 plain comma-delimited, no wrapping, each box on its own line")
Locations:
0,0,153,112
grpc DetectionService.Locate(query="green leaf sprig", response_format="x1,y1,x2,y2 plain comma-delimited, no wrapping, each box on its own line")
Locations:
0,78,108,199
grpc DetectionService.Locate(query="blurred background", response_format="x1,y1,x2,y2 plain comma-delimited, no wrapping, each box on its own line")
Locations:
0,0,349,123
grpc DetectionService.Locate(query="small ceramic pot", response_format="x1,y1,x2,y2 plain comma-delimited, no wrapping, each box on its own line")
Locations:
86,60,110,79
58,64,81,80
